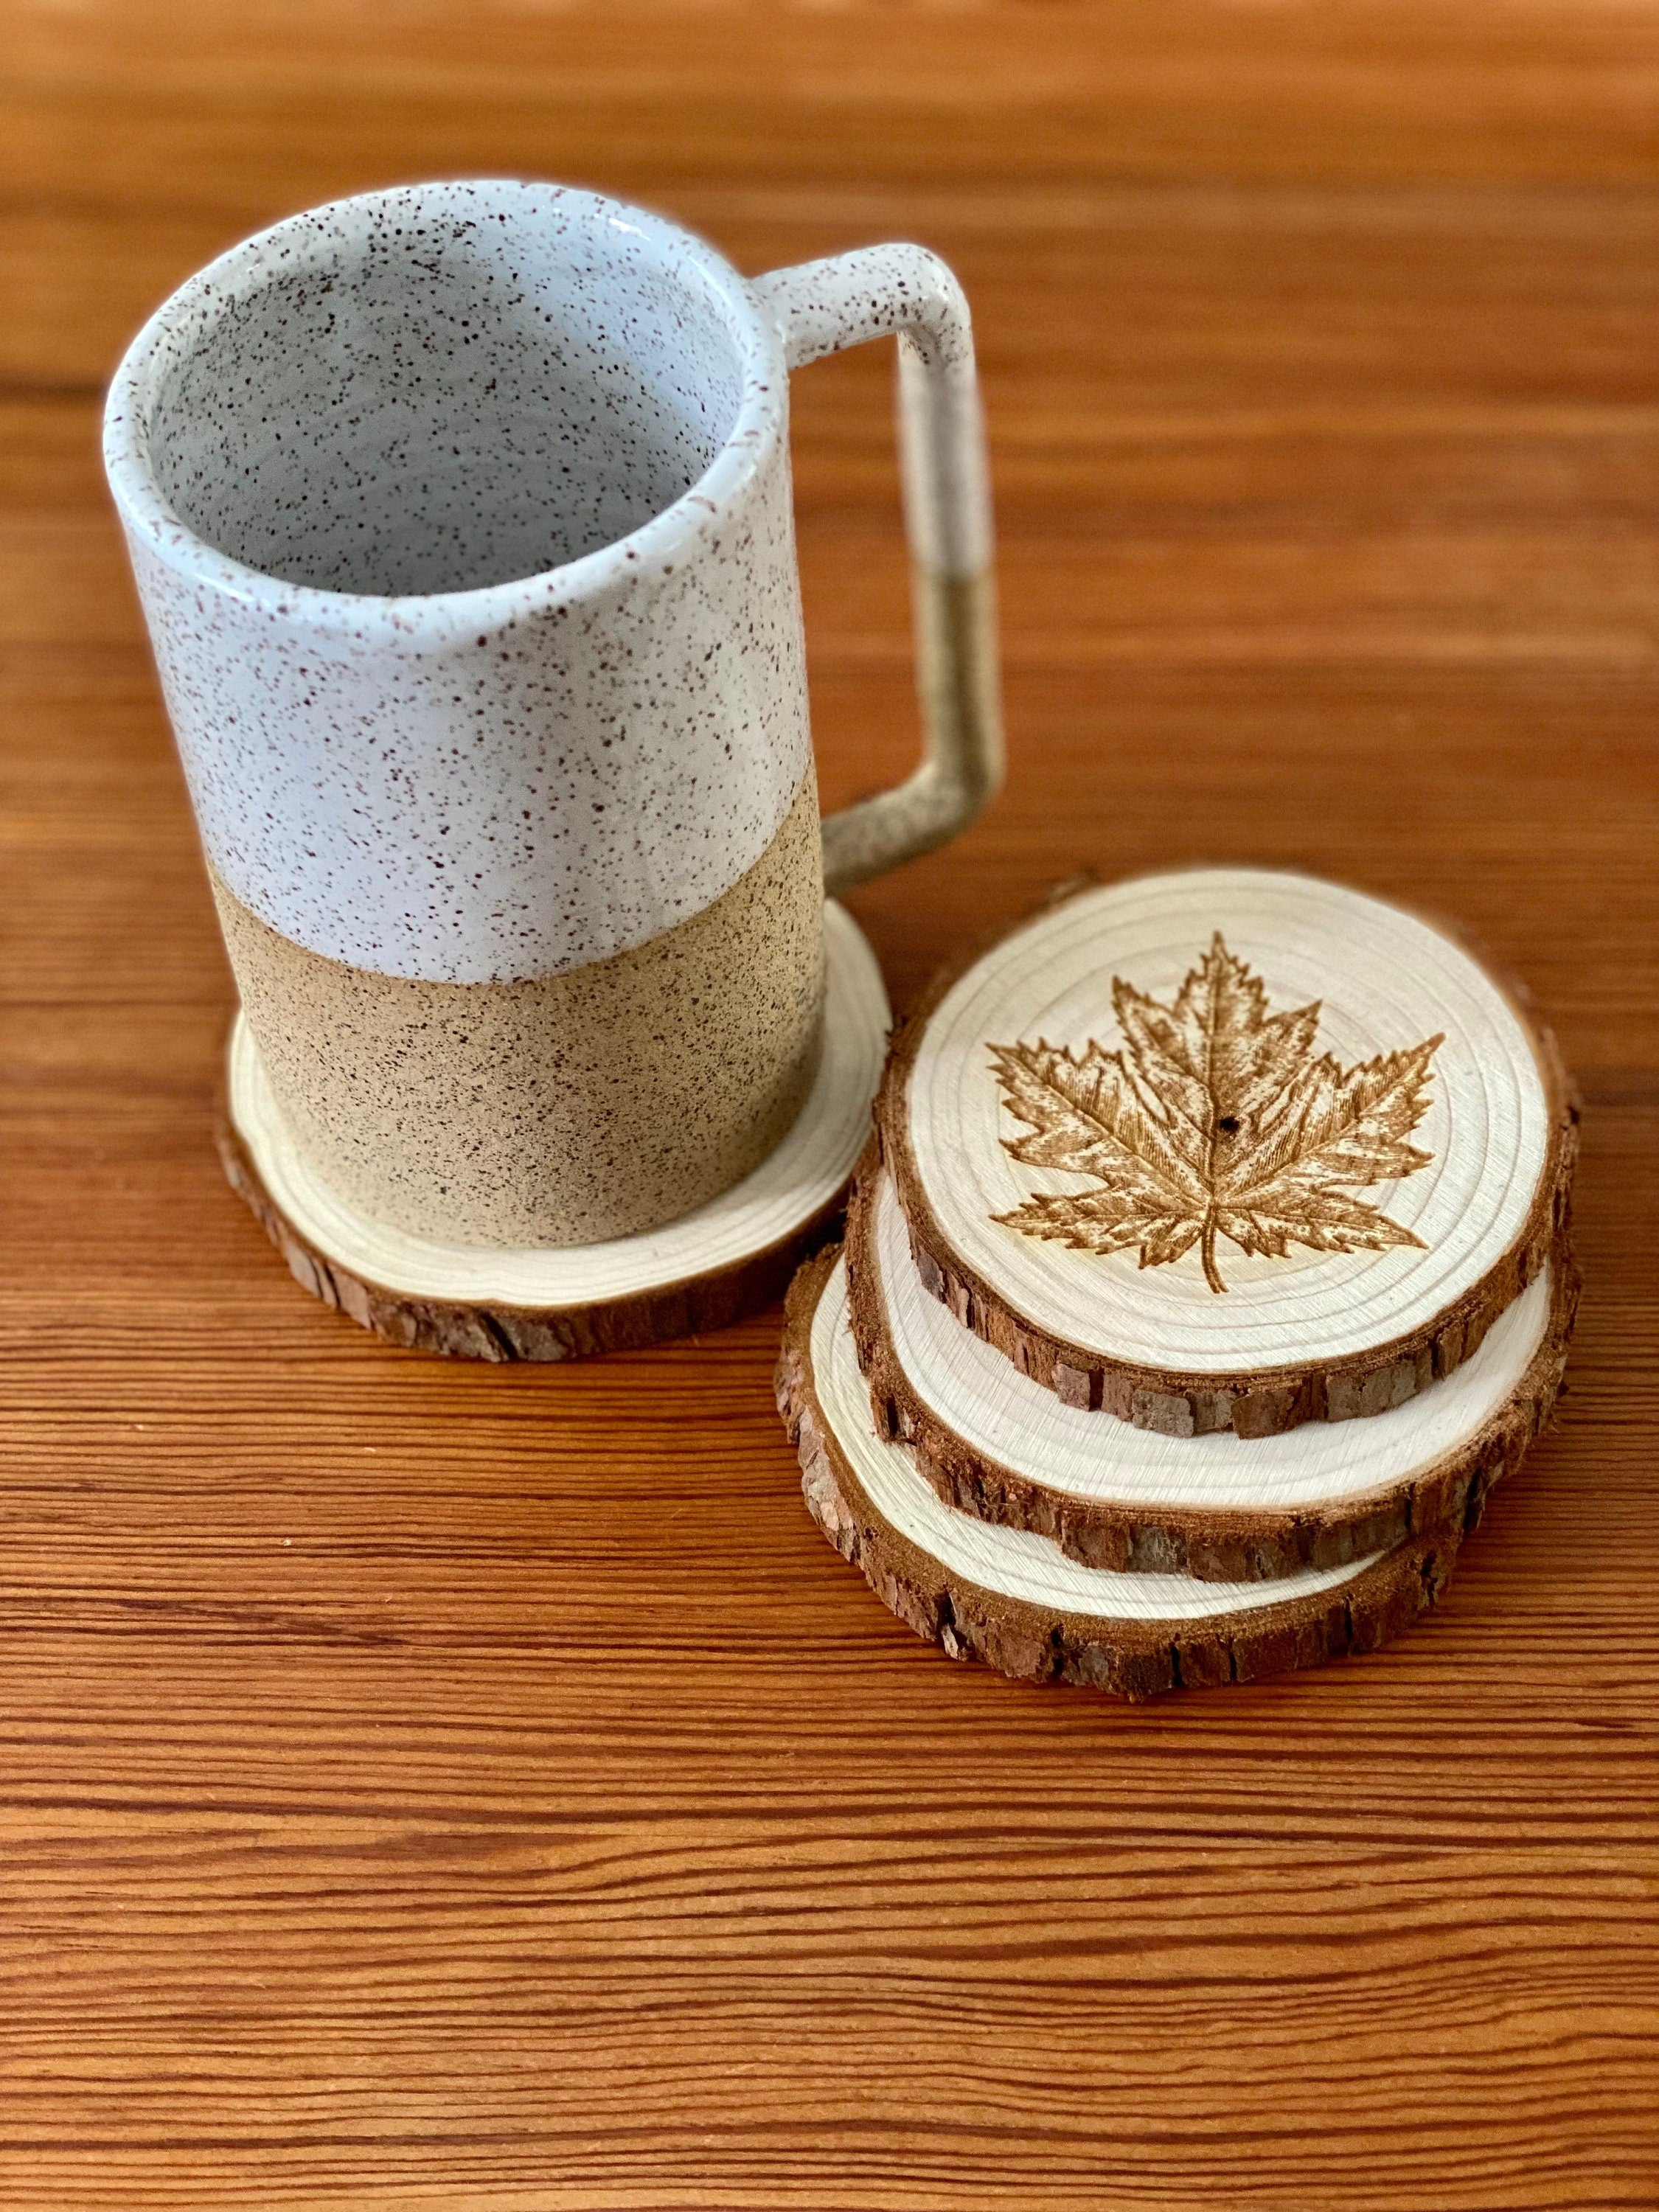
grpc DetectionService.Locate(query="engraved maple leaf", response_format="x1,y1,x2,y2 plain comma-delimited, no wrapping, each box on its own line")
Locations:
990,933,1444,1293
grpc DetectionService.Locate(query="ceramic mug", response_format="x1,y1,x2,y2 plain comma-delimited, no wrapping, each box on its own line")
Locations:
103,180,1001,1247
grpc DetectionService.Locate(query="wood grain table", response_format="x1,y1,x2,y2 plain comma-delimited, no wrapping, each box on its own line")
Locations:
2,4,1656,2205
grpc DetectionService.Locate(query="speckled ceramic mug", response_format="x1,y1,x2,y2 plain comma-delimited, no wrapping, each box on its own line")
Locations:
104,181,1001,1248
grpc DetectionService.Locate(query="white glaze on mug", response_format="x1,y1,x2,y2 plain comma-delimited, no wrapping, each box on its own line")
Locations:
104,181,813,984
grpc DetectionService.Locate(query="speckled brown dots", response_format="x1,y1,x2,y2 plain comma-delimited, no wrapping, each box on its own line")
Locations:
106,181,818,987
212,776,826,1245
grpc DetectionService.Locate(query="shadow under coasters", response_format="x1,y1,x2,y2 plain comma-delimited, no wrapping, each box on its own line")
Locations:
779,1248,1527,1700
844,1156,1577,1583
875,867,1577,1436
219,903,888,1360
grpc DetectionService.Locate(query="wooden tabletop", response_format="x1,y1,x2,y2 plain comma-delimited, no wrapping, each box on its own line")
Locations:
4,4,1657,2204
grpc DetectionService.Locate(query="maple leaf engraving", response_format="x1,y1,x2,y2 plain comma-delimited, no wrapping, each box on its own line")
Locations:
990,934,1444,1293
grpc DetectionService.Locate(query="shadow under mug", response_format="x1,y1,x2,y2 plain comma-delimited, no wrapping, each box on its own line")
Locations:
103,179,1001,1248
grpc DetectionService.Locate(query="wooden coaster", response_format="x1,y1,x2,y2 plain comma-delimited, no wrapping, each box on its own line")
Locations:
218,902,890,1360
877,869,1576,1436
846,1155,1576,1582
778,1249,1462,1699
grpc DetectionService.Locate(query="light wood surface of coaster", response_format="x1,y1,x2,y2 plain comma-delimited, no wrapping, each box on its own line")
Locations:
219,902,889,1358
878,869,1575,1435
779,1249,1461,1699
846,1159,1575,1581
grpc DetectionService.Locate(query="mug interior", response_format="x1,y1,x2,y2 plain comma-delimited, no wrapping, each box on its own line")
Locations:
141,188,751,597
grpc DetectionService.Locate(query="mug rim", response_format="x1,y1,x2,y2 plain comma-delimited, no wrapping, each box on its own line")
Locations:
102,178,787,645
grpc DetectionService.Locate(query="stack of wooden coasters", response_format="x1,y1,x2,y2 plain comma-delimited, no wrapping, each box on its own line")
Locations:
777,868,1579,1697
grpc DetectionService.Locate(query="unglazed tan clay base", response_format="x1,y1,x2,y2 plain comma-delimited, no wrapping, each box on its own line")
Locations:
213,777,825,1247
778,1251,1463,1700
219,902,889,1360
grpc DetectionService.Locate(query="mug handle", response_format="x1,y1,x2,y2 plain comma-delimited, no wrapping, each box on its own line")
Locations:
751,246,1004,895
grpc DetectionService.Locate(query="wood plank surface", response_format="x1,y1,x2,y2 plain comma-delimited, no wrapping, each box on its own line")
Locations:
1,3,1656,2205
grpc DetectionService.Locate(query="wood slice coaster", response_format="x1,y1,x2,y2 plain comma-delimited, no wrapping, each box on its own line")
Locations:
877,869,1576,1436
846,1157,1576,1582
218,902,889,1360
778,1249,1464,1699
